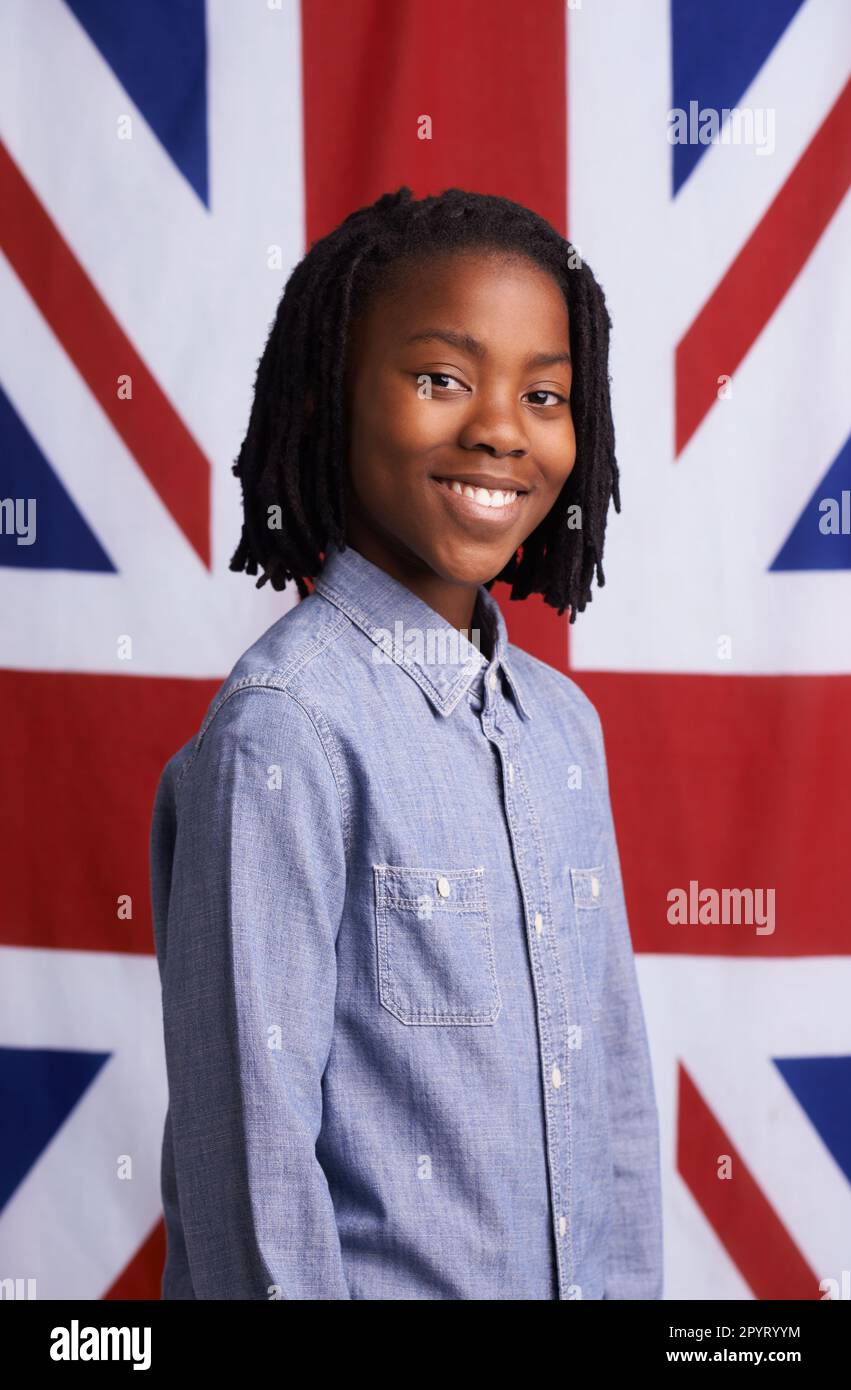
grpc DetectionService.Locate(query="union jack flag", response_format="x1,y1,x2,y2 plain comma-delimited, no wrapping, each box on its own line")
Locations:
1,0,849,1300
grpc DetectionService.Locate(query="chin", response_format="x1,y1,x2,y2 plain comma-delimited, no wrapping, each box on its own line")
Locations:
426,542,512,589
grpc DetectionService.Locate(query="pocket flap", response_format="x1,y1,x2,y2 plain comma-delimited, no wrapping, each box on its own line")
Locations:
375,864,486,913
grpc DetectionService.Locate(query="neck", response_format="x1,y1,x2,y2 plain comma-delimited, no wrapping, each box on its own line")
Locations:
343,536,481,634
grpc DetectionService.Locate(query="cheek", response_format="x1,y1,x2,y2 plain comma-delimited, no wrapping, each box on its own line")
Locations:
528,434,578,520
388,385,453,454
352,375,442,460
551,409,577,460
536,416,578,490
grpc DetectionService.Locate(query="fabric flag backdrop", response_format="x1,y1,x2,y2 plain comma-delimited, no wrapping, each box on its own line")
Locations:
1,0,849,1301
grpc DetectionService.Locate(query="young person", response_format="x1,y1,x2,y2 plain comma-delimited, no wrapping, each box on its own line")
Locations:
150,186,663,1300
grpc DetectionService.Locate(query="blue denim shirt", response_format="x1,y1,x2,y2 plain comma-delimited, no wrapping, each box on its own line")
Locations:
150,540,663,1300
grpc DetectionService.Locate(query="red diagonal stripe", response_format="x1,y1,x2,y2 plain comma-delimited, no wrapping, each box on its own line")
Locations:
0,141,211,567
104,1219,165,1300
675,76,851,456
677,1064,821,1299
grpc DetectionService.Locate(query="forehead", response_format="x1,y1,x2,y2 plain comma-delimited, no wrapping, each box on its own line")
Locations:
350,249,570,354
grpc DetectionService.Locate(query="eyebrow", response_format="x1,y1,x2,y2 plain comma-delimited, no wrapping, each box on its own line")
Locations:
404,327,571,370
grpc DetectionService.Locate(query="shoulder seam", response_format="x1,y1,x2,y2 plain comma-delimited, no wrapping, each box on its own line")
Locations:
177,605,350,779
173,607,352,849
175,681,352,862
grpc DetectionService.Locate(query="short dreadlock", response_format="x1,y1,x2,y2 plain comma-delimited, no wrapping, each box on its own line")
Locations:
229,186,620,621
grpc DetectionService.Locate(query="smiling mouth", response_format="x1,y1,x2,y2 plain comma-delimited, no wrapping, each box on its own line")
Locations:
431,476,528,512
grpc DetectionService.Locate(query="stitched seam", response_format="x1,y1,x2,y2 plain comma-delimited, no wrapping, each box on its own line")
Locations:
510,735,575,1294
175,682,351,867
373,864,501,1026
174,608,351,794
482,705,573,1293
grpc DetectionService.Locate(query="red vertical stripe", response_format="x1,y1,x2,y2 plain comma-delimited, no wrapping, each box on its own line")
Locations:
300,0,570,671
301,0,567,242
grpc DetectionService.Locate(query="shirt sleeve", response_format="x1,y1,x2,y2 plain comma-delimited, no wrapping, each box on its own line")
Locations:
150,684,351,1300
590,706,664,1300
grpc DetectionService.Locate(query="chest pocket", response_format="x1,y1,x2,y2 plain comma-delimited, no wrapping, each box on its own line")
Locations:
569,865,606,1022
373,864,501,1025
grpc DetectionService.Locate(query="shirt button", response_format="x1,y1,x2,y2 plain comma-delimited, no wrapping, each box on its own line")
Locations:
507,761,514,784
559,1215,567,1237
591,875,600,898
551,1065,562,1089
487,670,498,691
534,911,544,935
436,876,451,898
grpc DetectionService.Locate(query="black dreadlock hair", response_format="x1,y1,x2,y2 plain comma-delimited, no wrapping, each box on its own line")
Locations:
229,186,620,621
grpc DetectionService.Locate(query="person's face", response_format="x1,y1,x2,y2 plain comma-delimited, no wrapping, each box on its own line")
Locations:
341,249,577,604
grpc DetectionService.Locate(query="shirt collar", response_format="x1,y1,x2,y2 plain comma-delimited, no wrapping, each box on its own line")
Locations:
313,542,532,720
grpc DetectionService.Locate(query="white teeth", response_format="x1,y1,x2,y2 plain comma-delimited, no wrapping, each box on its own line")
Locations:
444,479,519,507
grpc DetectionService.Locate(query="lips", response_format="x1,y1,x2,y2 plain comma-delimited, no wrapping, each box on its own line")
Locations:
430,475,529,522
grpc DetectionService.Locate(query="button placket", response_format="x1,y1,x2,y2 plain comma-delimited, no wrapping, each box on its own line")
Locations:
476,694,573,1297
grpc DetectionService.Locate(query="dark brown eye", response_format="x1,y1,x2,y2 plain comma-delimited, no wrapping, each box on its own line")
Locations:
425,372,466,391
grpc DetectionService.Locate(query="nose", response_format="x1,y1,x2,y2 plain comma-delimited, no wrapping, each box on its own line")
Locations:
457,390,529,458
